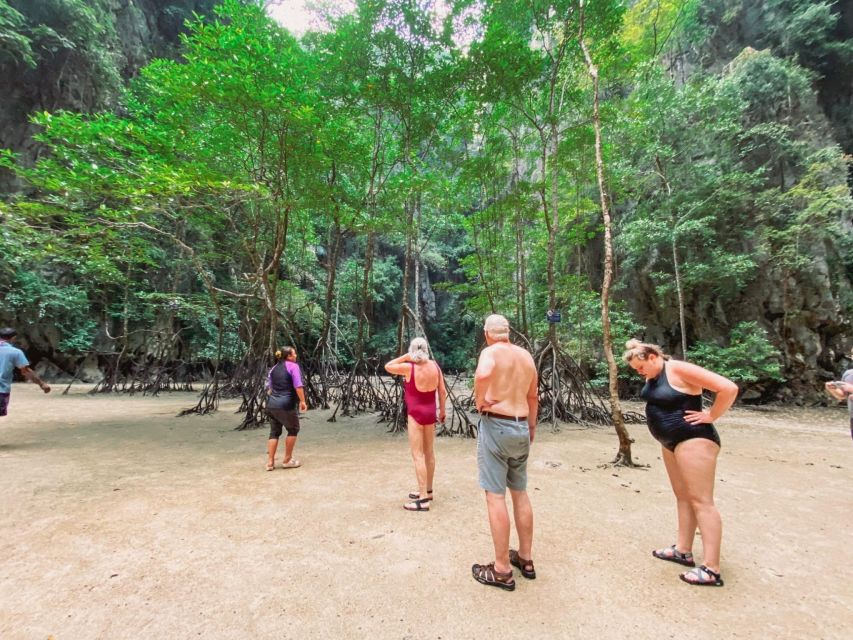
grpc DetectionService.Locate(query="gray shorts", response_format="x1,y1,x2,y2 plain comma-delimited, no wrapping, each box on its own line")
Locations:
477,415,530,494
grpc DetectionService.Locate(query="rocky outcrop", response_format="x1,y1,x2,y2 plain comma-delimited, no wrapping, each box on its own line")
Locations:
0,0,218,191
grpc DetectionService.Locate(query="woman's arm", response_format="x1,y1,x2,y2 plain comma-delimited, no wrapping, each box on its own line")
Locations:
295,386,308,412
671,360,739,424
384,353,412,378
437,364,447,423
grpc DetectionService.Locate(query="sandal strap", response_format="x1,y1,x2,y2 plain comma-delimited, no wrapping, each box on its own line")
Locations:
661,544,693,559
510,549,534,571
476,563,512,582
698,565,721,579
684,565,721,583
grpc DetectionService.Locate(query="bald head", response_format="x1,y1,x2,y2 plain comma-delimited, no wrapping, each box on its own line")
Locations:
484,314,510,342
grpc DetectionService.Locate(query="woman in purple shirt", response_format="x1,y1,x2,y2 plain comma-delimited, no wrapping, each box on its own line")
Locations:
265,346,308,471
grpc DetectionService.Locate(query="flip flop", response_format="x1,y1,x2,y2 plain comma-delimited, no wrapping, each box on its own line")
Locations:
265,462,275,472
282,459,301,469
403,498,431,512
407,490,433,501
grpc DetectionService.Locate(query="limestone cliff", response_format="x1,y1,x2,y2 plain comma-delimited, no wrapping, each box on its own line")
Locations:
0,0,219,191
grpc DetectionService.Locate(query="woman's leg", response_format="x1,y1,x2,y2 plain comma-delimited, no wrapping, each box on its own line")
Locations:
267,415,282,470
661,446,698,554
281,412,301,465
407,417,430,499
267,438,278,469
674,438,722,571
423,419,436,495
283,435,297,462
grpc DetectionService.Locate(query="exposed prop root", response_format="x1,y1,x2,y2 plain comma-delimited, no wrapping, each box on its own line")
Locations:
534,341,645,428
90,356,200,396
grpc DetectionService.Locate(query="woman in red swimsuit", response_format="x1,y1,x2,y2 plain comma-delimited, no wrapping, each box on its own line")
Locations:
385,337,447,511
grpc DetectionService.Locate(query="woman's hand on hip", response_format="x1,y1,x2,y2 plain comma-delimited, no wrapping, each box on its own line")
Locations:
684,410,713,424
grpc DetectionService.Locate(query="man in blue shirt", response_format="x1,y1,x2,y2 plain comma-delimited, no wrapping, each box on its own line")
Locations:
0,327,50,417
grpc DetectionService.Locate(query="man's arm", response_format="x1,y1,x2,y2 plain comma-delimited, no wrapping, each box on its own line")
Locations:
473,349,495,412
826,380,853,401
526,368,538,442
19,366,50,394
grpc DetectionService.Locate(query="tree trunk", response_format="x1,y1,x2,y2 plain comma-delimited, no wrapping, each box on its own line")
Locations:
544,126,559,345
318,219,342,356
655,155,687,357
579,4,634,465
672,235,688,358
471,220,497,313
355,231,375,360
511,136,529,335
397,198,415,354
413,193,422,325
516,213,529,335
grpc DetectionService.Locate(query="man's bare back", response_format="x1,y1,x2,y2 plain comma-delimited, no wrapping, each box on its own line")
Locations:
474,341,537,429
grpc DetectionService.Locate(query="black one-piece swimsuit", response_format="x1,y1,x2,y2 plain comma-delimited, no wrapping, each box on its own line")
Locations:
640,363,721,452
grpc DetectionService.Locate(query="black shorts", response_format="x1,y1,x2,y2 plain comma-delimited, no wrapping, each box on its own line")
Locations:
0,393,8,417
267,408,300,439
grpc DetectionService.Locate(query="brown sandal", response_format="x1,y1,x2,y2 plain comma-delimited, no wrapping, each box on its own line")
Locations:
472,562,516,591
509,549,536,579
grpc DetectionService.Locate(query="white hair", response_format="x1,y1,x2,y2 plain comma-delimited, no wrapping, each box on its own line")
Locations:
408,337,430,362
483,314,510,341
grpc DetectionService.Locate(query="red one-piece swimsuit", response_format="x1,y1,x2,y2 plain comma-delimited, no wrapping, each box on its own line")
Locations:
404,362,438,425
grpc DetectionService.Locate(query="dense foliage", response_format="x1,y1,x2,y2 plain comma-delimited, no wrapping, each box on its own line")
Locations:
0,0,850,397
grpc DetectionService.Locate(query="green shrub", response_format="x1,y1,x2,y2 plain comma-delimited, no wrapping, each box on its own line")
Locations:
687,321,784,384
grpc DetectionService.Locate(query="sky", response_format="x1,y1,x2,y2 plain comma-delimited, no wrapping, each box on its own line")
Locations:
265,0,482,50
265,0,353,35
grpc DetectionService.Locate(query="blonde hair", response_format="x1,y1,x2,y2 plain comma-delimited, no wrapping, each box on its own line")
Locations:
483,314,510,341
408,337,430,363
622,339,669,363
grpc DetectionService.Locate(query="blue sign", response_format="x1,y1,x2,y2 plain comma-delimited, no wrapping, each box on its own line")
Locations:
546,310,561,323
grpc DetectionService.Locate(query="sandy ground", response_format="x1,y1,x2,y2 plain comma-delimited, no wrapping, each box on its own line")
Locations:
0,384,851,640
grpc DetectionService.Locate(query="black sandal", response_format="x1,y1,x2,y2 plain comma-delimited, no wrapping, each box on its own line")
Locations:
680,565,724,587
472,563,516,591
403,498,431,512
407,489,433,501
509,549,536,579
652,544,696,567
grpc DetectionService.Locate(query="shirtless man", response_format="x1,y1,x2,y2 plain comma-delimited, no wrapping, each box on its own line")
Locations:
471,314,538,591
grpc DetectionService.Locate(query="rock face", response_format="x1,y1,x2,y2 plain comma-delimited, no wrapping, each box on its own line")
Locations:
696,0,853,162
0,0,218,191
622,237,849,402
615,1,853,400
0,0,219,375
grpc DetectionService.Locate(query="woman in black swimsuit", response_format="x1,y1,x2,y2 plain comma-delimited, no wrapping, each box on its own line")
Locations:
624,339,739,587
